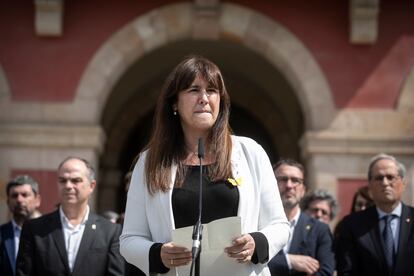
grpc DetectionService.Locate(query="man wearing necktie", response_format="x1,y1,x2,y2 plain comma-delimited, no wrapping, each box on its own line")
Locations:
335,153,414,276
0,175,41,276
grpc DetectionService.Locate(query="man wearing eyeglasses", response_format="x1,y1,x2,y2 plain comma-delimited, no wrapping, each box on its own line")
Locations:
268,159,335,276
301,189,338,225
335,153,414,276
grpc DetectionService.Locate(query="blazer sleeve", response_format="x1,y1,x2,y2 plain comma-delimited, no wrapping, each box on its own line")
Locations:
237,137,290,261
314,223,335,276
254,143,290,259
267,250,290,275
1,223,15,276
107,223,126,276
120,152,155,275
267,222,335,276
334,216,357,276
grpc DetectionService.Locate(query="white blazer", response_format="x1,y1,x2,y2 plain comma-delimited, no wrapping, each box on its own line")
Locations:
120,136,289,276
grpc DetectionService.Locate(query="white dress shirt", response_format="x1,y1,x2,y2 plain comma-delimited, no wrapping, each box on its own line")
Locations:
283,209,301,254
60,206,90,272
377,202,402,252
284,209,301,269
11,219,21,258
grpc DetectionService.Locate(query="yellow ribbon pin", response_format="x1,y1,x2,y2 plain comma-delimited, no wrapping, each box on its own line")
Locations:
227,177,242,186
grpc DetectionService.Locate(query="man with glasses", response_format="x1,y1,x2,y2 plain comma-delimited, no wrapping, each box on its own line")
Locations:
268,159,335,276
301,189,338,225
335,153,414,276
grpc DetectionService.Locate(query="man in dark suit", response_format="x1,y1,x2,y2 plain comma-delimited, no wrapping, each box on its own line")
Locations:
1,175,41,276
268,159,335,276
16,157,125,276
335,153,414,276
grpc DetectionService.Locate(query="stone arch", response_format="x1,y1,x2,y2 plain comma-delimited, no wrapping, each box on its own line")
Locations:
74,2,336,130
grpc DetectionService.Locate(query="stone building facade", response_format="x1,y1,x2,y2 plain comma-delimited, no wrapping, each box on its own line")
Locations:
1,0,413,225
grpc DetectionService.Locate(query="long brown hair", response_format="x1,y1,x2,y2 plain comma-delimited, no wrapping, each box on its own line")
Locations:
144,55,233,195
350,186,374,213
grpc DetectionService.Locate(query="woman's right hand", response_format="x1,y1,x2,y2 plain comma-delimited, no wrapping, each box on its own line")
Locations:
161,242,192,268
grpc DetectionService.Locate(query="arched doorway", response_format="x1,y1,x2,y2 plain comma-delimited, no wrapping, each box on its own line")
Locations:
99,39,303,212
73,2,336,213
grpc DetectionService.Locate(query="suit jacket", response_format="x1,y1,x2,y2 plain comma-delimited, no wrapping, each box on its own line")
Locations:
268,212,335,276
16,210,125,276
334,204,414,276
0,222,16,276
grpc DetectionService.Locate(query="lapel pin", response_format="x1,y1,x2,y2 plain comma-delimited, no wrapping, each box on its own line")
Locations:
92,224,96,230
306,225,311,230
406,218,411,223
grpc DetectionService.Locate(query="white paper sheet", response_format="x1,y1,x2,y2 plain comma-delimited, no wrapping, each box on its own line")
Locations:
169,216,250,276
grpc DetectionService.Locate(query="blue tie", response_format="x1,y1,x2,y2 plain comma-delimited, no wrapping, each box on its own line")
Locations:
382,215,395,270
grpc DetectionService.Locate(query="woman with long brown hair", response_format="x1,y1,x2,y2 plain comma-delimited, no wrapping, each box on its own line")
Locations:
120,56,289,275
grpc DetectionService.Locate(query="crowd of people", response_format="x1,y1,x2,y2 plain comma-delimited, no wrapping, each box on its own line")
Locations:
1,56,412,276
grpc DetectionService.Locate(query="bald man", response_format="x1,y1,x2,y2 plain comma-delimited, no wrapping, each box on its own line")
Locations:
16,157,125,276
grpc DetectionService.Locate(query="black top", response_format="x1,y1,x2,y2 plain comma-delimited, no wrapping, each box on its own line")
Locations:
148,165,268,274
172,165,239,228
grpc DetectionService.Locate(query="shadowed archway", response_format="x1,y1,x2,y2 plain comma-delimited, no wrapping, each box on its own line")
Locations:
100,40,303,212
90,2,335,212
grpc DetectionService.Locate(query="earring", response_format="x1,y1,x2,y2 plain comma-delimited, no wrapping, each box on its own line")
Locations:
173,110,177,116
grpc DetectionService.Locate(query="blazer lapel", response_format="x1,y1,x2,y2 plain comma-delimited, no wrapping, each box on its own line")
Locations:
50,210,71,272
231,139,250,232
157,163,176,232
3,223,16,274
72,213,98,274
367,207,389,273
289,213,309,254
395,204,413,271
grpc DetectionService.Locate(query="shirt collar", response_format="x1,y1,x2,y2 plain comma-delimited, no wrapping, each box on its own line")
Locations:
59,205,90,228
11,219,21,232
376,201,402,219
290,208,301,227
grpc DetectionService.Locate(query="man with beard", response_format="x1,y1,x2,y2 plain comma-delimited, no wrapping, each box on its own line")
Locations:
268,159,335,276
1,175,41,276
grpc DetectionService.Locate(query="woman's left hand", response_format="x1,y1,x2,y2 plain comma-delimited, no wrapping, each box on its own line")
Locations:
224,234,255,263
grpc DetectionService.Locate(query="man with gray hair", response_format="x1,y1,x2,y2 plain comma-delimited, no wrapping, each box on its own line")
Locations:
301,189,338,225
1,175,41,276
335,153,414,276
